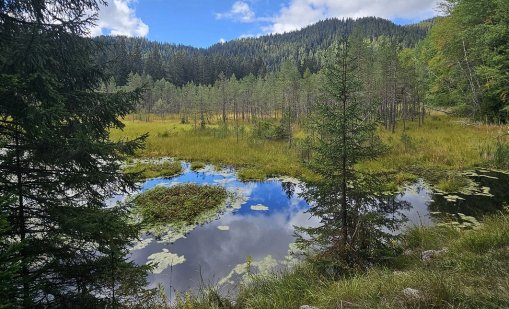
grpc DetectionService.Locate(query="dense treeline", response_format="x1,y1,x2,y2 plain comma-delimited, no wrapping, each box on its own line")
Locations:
417,0,509,122
105,32,427,140
97,17,430,87
100,0,509,124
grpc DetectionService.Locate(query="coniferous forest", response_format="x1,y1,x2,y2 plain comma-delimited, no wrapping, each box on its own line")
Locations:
1,0,509,308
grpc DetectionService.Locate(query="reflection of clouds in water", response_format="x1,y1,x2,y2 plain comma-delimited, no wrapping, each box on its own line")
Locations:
287,211,321,231
250,204,269,211
123,163,444,297
145,207,312,292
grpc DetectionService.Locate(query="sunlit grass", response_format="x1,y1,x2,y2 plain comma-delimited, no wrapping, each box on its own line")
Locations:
111,116,317,181
111,114,508,186
123,161,183,180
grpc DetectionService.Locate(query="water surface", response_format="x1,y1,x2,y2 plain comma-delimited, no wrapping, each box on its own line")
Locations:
118,163,508,296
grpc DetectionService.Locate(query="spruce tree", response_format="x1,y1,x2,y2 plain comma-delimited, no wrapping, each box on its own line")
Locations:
298,38,407,272
0,0,149,306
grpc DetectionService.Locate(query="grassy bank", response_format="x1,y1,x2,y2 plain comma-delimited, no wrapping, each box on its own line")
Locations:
124,161,183,180
172,213,509,309
111,114,508,186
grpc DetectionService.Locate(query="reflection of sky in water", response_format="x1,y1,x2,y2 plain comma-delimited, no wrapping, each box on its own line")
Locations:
122,163,438,295
128,164,318,294
398,181,434,227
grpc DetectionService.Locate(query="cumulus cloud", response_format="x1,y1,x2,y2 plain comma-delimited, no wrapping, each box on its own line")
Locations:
216,1,256,23
89,0,148,37
264,0,440,34
219,38,226,44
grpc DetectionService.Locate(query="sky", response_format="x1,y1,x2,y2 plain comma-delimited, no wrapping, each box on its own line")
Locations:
89,0,441,48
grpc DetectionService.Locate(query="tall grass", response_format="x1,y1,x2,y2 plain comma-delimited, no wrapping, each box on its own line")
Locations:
111,117,317,181
111,114,508,185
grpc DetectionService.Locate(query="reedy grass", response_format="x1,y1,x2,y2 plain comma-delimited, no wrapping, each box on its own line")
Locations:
111,114,508,188
123,161,183,180
190,161,206,171
111,117,317,182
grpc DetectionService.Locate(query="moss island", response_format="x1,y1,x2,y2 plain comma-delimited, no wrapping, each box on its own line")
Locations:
135,184,228,226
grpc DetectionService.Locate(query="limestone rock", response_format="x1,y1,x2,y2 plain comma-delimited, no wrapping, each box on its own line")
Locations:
421,247,448,262
402,288,422,300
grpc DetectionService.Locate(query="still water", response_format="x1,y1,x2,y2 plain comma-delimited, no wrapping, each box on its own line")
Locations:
118,163,508,296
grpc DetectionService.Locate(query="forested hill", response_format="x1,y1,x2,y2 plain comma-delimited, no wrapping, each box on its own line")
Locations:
97,17,432,86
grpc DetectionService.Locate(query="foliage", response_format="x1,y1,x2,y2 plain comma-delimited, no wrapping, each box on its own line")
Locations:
0,1,149,306
422,0,509,122
96,17,427,87
134,184,228,225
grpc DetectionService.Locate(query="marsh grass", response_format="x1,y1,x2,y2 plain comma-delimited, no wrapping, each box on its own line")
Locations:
112,114,508,187
190,161,206,171
111,117,317,181
124,161,183,180
134,184,227,226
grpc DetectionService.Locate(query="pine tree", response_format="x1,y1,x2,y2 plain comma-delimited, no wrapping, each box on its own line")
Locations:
0,0,149,306
298,38,406,272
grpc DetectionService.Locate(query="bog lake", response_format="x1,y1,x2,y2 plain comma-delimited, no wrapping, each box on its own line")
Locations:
108,161,509,297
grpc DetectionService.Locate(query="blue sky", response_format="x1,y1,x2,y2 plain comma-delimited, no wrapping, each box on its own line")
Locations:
91,0,440,48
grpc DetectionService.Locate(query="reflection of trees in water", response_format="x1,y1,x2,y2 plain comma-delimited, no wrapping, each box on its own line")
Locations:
298,180,411,272
281,181,296,199
429,171,509,217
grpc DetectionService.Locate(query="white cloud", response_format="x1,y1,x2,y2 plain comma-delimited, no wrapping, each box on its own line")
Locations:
219,38,226,44
216,1,256,23
264,0,440,34
89,0,149,37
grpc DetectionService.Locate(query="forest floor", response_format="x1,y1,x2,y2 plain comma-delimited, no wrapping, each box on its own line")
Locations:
111,113,508,190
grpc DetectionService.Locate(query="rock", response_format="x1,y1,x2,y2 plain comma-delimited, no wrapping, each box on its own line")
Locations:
421,248,448,262
403,249,413,256
402,288,422,300
300,306,319,309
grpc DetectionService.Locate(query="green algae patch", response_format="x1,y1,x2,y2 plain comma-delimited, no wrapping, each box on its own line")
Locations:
124,161,182,180
135,184,228,226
